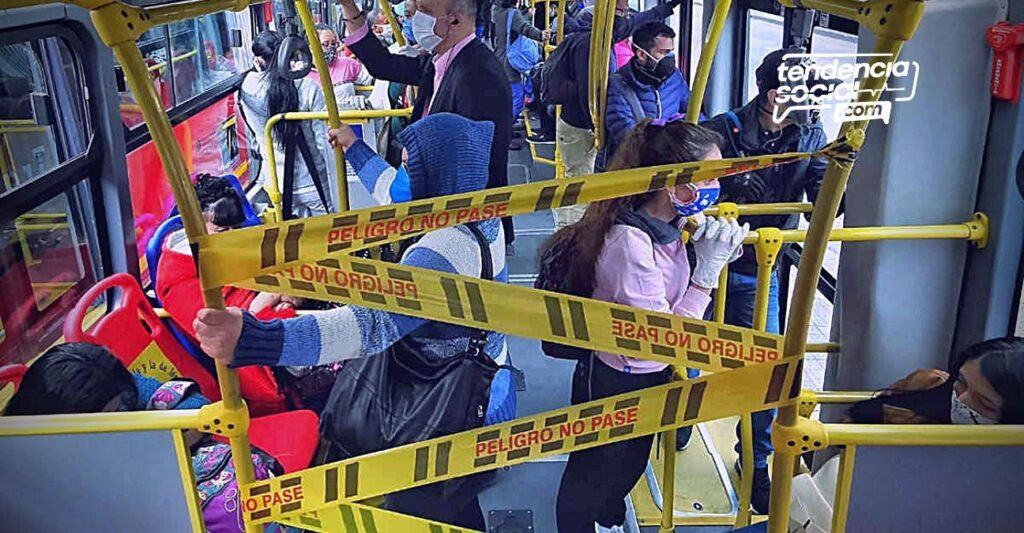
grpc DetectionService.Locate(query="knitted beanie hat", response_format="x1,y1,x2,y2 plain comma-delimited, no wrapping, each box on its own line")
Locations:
399,113,495,200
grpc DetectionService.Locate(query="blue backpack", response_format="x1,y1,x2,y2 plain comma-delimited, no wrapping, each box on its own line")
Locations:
506,9,540,74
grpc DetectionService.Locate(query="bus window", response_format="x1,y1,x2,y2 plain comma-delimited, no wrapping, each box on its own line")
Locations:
0,40,89,194
744,10,784,102
810,25,858,141
169,13,247,104
0,37,100,366
118,26,173,129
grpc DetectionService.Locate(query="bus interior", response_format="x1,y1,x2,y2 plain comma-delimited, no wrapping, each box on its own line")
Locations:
1,0,1023,532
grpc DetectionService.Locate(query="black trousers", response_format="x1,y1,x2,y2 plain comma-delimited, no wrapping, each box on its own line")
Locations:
556,356,672,532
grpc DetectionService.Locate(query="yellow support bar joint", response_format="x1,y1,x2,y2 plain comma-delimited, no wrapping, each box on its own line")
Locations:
968,212,989,248
754,227,784,269
779,0,927,41
771,415,828,456
198,401,251,438
797,390,819,418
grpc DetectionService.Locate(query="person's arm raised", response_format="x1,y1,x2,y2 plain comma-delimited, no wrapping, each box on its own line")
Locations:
337,0,425,85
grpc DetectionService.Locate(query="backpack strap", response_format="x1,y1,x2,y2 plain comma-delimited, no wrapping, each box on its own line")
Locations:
463,222,492,356
620,79,646,125
722,110,747,157
146,379,201,411
506,9,516,48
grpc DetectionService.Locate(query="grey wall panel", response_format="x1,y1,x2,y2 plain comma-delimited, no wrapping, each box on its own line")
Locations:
845,445,1024,532
0,431,197,532
829,0,1006,394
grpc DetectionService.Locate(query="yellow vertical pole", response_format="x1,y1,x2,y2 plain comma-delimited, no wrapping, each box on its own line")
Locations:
734,228,782,529
588,0,614,149
109,40,258,532
685,0,732,122
296,0,350,211
555,0,567,44
766,36,911,533
380,0,408,48
830,445,857,533
660,423,677,533
711,202,738,323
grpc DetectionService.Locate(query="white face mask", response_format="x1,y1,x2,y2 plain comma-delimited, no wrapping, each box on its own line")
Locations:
950,389,997,425
411,11,443,52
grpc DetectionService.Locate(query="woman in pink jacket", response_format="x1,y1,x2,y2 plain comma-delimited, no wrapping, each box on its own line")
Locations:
549,117,749,533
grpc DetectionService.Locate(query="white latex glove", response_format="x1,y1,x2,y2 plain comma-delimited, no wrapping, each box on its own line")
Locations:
690,217,750,289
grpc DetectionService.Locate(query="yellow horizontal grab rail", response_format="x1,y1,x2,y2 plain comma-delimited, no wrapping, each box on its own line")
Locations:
741,216,987,246
261,108,416,222
807,342,840,353
825,423,1024,447
0,409,202,437
812,391,875,404
705,202,814,217
146,49,199,72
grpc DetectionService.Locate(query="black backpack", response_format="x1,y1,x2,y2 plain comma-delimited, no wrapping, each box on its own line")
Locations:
536,33,585,105
534,231,591,361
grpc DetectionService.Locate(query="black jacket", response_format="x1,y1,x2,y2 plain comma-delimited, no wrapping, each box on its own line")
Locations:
349,33,514,241
701,97,831,275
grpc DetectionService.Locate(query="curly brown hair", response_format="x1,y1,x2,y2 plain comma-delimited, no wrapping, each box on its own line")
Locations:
540,119,723,297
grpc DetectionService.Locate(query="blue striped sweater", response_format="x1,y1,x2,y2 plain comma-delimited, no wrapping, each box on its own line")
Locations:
232,113,513,423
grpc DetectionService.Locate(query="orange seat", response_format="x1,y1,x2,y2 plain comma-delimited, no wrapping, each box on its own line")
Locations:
214,410,320,473
63,273,221,401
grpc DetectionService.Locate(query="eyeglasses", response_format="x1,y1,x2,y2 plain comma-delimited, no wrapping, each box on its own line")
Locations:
648,113,686,127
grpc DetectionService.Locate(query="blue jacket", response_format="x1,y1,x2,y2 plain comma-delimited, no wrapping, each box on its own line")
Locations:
559,2,677,130
599,61,694,170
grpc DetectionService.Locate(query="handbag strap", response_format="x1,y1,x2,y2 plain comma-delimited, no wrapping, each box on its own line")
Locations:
464,222,492,354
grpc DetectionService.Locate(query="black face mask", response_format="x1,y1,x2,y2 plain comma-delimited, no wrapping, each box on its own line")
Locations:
633,53,675,86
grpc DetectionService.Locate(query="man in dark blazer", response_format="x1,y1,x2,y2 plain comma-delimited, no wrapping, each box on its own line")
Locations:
337,0,514,243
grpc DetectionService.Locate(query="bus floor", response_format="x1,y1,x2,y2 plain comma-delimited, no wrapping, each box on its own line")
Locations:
476,142,753,532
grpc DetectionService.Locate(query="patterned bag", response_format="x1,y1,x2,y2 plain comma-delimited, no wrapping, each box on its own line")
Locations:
192,441,284,533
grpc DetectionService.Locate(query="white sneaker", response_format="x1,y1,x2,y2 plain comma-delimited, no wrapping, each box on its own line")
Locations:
595,524,626,533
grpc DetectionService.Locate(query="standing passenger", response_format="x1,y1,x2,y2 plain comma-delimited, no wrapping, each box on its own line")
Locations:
700,47,833,514
492,0,549,123
193,113,512,531
309,24,374,86
549,119,748,533
239,31,332,218
333,0,516,244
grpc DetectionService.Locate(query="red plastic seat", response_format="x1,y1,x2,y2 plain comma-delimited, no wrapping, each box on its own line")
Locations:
63,273,221,401
0,364,28,390
214,410,320,473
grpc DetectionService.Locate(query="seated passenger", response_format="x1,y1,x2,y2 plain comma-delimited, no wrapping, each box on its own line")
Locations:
156,174,301,338
241,30,332,218
4,343,285,533
845,337,1024,424
193,113,510,530
549,118,748,533
157,174,300,415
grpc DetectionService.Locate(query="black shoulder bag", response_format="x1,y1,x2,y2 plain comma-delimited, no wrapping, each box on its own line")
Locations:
319,223,499,461
282,126,333,220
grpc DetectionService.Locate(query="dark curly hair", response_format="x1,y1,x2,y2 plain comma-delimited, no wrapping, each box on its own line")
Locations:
5,343,138,416
195,173,245,229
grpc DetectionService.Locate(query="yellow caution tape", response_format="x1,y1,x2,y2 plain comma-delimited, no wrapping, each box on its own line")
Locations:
234,254,784,373
199,140,857,290
241,358,803,525
276,501,473,533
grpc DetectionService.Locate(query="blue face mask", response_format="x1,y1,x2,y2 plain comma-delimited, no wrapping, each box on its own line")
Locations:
670,183,720,217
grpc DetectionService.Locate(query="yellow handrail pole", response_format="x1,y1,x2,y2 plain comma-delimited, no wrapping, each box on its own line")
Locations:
556,0,567,44
262,115,284,223
825,423,1024,447
380,0,407,48
830,445,857,533
296,0,350,212
660,423,677,533
588,0,614,149
766,0,926,528
734,228,782,529
146,0,250,27
107,41,258,519
262,109,415,218
705,202,814,217
806,341,840,353
0,409,202,437
712,203,739,324
685,0,732,122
